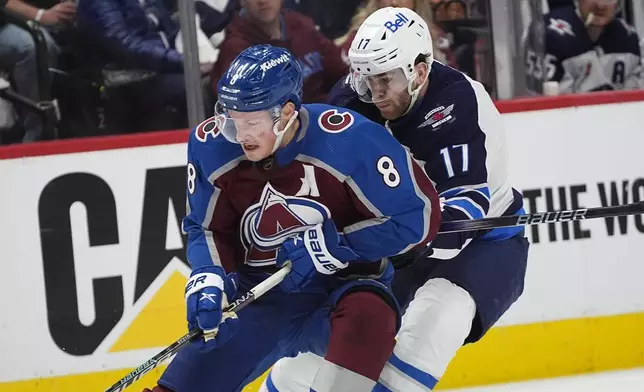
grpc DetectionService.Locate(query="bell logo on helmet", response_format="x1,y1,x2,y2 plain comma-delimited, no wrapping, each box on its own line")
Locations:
384,12,410,33
260,54,291,72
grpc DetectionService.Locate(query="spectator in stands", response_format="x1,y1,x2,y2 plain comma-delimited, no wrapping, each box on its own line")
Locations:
0,0,73,142
282,0,363,40
211,0,348,103
429,0,479,78
335,0,436,64
76,0,201,131
525,0,643,94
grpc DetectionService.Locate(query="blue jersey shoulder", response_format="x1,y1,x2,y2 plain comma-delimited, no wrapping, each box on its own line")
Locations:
188,116,245,177
299,103,401,177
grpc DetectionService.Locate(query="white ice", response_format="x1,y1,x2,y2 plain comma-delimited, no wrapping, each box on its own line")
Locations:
448,368,644,392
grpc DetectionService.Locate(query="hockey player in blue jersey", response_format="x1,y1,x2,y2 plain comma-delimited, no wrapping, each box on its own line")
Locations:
140,44,442,392
525,0,643,94
261,7,530,391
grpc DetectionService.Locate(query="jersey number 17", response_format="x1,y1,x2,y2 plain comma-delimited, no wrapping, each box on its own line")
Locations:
440,144,469,178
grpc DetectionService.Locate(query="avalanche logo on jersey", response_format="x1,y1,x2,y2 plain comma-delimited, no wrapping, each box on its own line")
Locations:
240,183,331,266
195,115,222,142
419,104,455,129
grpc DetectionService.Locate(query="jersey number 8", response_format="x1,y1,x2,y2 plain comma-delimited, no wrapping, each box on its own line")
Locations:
187,162,196,194
377,156,400,188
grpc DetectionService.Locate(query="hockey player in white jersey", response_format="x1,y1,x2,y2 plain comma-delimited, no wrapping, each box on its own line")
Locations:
260,7,530,392
525,0,643,94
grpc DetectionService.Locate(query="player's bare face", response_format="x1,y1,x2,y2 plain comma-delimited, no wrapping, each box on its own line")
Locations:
244,0,282,24
357,69,412,120
374,88,412,120
369,76,411,120
579,0,618,26
228,110,277,161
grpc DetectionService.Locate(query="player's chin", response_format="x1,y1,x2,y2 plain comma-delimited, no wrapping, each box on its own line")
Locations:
242,144,270,162
377,104,403,120
594,15,613,26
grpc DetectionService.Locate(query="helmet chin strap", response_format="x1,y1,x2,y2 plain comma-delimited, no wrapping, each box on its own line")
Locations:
271,111,299,154
402,70,429,117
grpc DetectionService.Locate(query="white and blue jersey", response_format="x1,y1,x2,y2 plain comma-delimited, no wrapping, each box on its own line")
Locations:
525,6,643,94
328,61,525,260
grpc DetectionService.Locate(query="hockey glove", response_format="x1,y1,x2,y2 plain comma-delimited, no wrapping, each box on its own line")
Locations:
185,266,239,352
276,220,360,293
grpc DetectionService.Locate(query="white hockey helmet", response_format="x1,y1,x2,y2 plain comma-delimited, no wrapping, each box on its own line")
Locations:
348,7,433,105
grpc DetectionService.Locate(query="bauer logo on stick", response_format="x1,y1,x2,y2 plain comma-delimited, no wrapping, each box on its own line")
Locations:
516,209,588,226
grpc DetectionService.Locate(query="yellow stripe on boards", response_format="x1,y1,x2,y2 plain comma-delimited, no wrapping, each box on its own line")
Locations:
110,271,188,353
436,310,644,389
1,311,643,391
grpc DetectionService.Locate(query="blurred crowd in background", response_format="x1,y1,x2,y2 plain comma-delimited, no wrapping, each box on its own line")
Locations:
0,0,642,145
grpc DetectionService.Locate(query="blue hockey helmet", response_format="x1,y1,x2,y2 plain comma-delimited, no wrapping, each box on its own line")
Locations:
217,44,304,112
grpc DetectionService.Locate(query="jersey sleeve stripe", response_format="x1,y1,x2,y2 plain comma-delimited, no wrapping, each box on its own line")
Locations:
204,231,223,268
398,152,434,254
445,196,487,218
444,198,485,220
297,153,384,217
207,156,246,184
439,183,490,200
431,238,473,260
449,189,491,211
346,176,384,217
182,199,191,235
296,154,348,182
344,216,391,235
203,187,221,229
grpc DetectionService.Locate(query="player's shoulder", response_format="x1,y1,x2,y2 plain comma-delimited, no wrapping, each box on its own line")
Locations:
427,62,478,96
298,103,399,173
607,18,642,51
413,63,483,130
613,18,640,37
303,103,388,141
188,115,245,175
326,74,357,106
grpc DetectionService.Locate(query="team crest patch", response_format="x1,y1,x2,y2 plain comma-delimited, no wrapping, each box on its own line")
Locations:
195,115,222,142
318,109,354,133
419,104,455,129
548,18,575,37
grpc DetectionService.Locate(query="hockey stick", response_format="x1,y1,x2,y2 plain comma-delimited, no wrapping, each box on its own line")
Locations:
104,263,292,392
105,201,644,391
439,201,644,234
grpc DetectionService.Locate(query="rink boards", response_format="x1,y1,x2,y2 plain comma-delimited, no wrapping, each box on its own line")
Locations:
0,92,643,391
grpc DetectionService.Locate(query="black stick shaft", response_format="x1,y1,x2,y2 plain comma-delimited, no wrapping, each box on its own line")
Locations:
438,201,644,234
